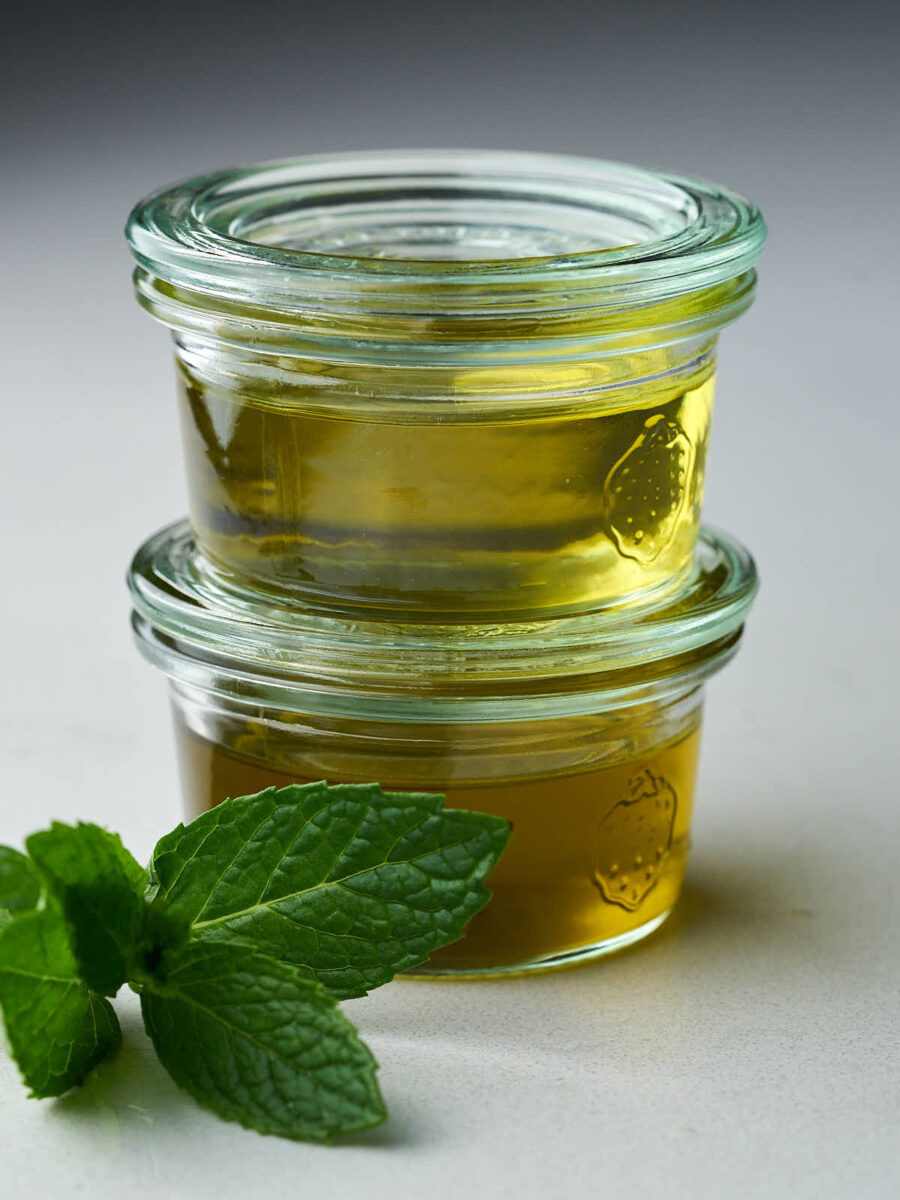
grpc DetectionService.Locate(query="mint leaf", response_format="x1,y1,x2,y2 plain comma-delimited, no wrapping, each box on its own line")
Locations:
26,822,150,995
141,940,385,1142
148,783,511,999
0,908,120,1097
0,845,41,914
0,909,13,932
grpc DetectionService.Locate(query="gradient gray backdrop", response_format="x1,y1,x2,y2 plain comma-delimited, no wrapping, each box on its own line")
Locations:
2,3,899,1197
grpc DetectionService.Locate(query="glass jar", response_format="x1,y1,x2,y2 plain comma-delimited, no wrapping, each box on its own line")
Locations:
128,520,757,976
126,151,765,621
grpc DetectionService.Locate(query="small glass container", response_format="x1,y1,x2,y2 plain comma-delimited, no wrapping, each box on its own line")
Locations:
126,151,765,621
128,521,757,976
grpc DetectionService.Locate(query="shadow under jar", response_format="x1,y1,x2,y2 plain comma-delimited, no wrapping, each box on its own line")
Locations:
126,151,765,620
128,521,757,976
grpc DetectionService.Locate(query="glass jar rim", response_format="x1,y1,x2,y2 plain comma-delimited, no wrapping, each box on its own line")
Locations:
126,149,765,319
128,520,758,720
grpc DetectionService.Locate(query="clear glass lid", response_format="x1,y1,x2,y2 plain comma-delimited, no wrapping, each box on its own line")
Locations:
127,150,765,308
126,151,765,363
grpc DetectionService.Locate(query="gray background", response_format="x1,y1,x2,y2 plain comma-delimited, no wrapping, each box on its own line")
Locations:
2,2,898,1197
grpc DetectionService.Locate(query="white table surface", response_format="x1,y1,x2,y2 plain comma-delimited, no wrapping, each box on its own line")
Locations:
3,7,899,1195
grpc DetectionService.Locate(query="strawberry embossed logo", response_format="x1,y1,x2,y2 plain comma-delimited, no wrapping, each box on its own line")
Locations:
601,415,692,564
594,769,678,910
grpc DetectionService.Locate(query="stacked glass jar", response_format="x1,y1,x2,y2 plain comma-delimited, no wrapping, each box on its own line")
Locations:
125,151,765,976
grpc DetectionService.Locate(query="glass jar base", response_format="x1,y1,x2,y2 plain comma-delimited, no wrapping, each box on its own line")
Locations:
401,908,672,981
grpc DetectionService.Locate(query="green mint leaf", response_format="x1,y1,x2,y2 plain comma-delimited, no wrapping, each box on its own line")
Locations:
0,909,14,932
141,940,385,1142
0,908,121,1098
148,783,511,999
0,845,41,914
25,822,149,995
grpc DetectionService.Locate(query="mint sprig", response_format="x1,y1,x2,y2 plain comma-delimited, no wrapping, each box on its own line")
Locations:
148,783,510,999
0,784,509,1141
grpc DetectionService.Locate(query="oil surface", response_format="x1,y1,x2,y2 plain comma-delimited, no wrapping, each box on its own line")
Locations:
174,718,701,972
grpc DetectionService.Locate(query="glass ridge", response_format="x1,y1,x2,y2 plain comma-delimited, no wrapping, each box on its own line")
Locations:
128,520,757,720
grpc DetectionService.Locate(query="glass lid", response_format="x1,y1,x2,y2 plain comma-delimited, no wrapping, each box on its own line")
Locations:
129,520,757,716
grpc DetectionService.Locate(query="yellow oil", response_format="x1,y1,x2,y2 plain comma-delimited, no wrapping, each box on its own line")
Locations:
177,361,714,618
173,716,701,973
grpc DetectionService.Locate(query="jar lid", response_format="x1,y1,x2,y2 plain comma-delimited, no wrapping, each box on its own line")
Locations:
126,150,765,364
128,521,757,721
